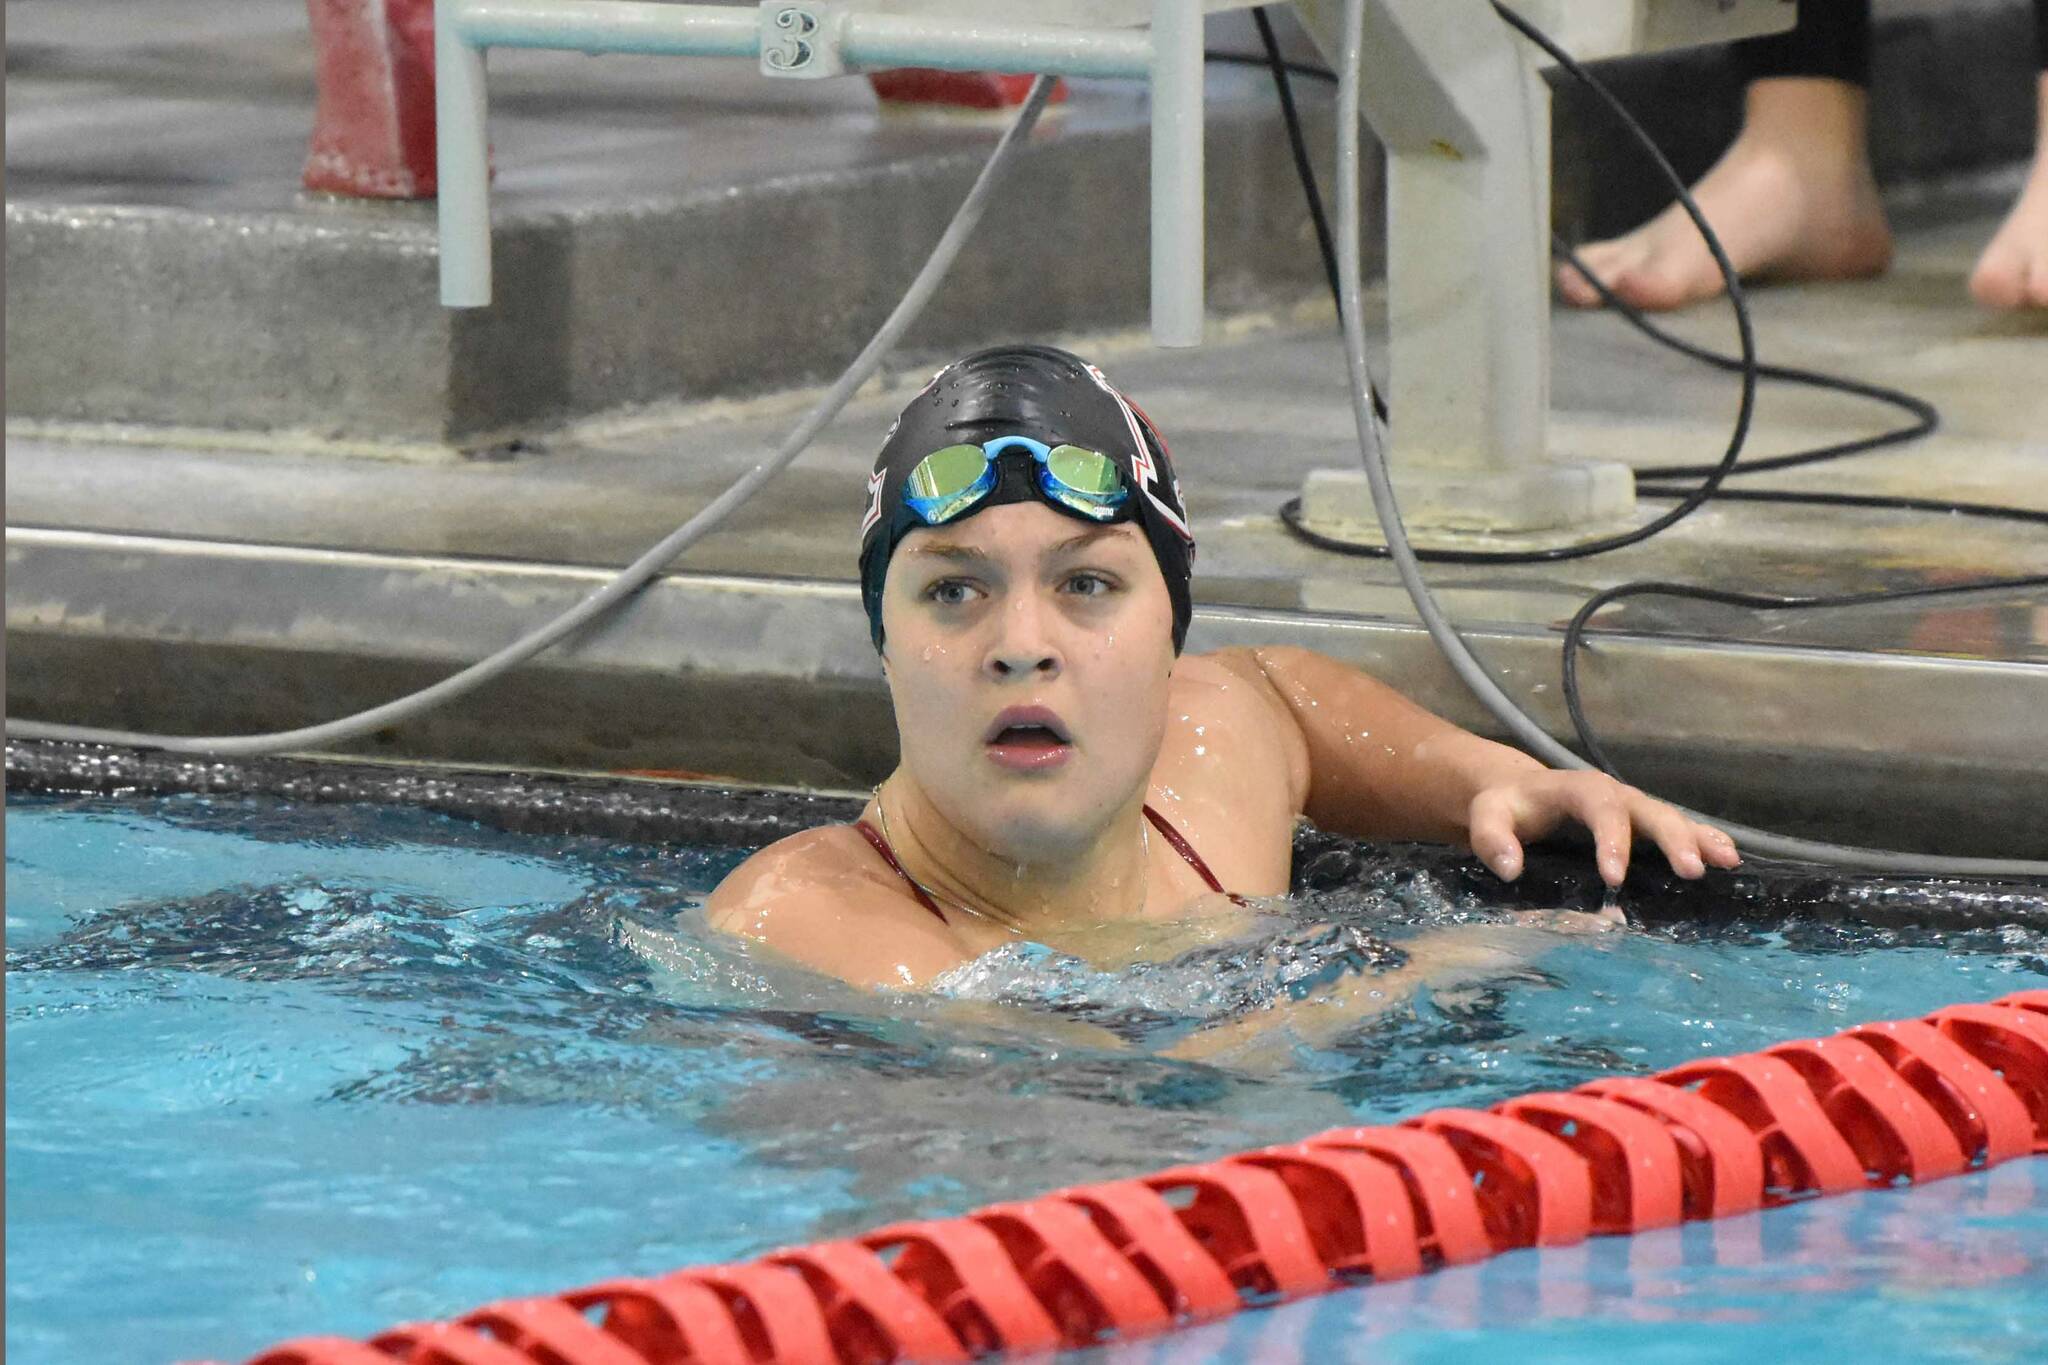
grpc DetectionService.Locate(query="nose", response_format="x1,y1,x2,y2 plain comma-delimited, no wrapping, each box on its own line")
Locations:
983,590,1063,681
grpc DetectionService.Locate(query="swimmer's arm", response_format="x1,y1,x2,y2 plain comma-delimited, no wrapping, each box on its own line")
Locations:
1210,645,1737,885
1164,952,1430,1063
1166,911,1619,1065
935,999,1135,1055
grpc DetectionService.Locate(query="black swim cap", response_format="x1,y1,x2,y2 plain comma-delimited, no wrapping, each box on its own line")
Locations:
858,344,1195,654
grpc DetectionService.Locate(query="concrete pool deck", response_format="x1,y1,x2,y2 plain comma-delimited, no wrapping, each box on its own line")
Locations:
5,2,2047,860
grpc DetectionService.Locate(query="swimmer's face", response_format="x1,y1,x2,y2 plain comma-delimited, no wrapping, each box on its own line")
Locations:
880,502,1176,861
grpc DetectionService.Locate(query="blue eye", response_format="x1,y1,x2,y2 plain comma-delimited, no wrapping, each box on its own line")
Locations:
1064,573,1116,598
924,579,978,606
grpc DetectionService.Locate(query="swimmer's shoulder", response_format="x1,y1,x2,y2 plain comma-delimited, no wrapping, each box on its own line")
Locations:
1162,650,1312,805
1172,649,1293,723
704,824,899,933
705,824,968,989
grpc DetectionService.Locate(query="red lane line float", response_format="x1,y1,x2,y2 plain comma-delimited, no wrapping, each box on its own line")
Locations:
246,1341,398,1365
969,1199,1176,1341
560,1277,753,1365
866,71,1069,111
1839,1018,2035,1166
1926,1002,2048,1150
684,1264,840,1365
1656,1053,1868,1199
222,990,2048,1365
455,1300,646,1365
1305,1125,1493,1266
860,1219,1063,1354
1406,1107,1594,1248
766,1242,968,1363
1056,1179,1242,1320
1493,1091,1686,1233
1573,1074,1766,1219
1139,1161,1327,1298
1764,1035,1970,1181
1230,1144,1426,1282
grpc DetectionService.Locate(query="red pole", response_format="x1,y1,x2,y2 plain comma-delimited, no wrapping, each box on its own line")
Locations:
302,0,439,198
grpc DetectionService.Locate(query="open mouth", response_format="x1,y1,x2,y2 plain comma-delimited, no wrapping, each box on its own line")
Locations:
984,707,1074,770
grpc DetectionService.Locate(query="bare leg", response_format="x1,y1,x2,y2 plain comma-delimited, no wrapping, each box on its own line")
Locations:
1970,72,2048,311
1557,77,1894,311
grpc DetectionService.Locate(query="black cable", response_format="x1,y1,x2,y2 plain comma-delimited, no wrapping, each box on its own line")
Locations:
1247,7,1768,565
1204,48,1352,87
1240,6,2048,793
1235,14,1387,422
1246,15,2047,544
1247,12,1343,318
1278,488,2048,559
1560,576,2048,775
1631,487,2048,524
1553,240,1938,478
1220,34,2006,510
1284,483,2048,551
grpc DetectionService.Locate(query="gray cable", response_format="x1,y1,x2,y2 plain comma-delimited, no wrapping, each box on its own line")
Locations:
7,77,1059,757
1330,0,2047,879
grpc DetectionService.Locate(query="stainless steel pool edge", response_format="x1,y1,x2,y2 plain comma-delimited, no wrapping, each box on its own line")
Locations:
8,525,2046,858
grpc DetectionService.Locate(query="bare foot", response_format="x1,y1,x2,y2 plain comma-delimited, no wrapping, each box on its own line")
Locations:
1558,77,1894,311
1969,74,2048,312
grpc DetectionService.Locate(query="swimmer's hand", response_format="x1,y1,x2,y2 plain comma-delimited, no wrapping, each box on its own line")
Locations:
1464,769,1740,887
1209,646,1734,888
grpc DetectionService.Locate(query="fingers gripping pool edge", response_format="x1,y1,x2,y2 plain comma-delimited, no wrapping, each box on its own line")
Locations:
226,989,2048,1365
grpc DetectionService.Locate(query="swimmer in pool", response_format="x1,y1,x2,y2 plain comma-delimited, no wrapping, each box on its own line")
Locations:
707,345,1740,992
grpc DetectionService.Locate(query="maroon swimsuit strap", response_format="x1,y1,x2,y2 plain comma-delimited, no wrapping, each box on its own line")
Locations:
853,819,947,922
1141,804,1236,898
855,805,1238,919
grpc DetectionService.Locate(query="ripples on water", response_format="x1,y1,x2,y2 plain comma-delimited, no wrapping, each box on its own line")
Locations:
6,793,2047,1364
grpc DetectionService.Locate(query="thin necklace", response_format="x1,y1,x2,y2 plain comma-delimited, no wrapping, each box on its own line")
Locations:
874,790,988,923
871,785,1149,925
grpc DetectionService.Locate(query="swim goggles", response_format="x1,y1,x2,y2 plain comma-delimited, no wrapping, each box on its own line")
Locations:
902,435,1130,526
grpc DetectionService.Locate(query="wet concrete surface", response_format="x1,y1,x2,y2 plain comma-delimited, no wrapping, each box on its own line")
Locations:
11,0,2043,445
12,203,2046,662
3,2,1338,442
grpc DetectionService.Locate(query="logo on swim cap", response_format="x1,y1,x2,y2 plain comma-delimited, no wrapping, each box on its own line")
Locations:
860,469,886,538
1082,363,1192,543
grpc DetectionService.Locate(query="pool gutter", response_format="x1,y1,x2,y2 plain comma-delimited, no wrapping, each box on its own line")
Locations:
7,524,2046,859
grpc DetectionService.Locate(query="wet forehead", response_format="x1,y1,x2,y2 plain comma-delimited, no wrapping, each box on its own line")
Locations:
897,506,1148,567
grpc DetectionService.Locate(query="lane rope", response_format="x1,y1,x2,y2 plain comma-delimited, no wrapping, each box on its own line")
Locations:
226,988,2048,1363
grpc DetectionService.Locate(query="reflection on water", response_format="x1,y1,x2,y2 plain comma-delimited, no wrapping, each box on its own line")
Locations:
1084,1159,2048,1364
7,792,2048,1364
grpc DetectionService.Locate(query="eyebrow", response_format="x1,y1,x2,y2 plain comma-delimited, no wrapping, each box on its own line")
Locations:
1053,526,1124,554
901,542,996,564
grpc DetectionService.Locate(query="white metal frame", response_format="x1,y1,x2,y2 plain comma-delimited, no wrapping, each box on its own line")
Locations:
433,0,1792,531
435,1,1212,341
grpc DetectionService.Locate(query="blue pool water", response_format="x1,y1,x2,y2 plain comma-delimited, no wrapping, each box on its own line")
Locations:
6,792,2046,1364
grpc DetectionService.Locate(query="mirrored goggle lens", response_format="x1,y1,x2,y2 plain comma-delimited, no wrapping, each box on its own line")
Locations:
903,444,996,524
1040,444,1129,520
1044,444,1126,498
